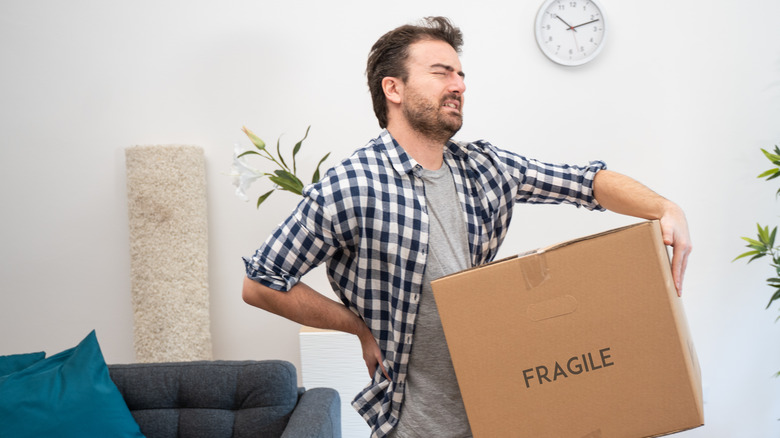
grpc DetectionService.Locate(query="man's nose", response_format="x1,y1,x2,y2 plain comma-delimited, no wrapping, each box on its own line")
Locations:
450,74,466,94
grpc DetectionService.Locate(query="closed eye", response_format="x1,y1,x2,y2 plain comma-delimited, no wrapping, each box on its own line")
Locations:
431,63,465,79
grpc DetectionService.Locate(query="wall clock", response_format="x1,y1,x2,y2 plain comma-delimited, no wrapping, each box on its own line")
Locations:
535,0,607,66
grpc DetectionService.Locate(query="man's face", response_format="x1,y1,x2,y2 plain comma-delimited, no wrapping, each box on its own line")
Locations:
400,39,466,143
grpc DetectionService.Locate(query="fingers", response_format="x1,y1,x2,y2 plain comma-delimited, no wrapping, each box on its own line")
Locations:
664,220,691,297
359,327,391,381
662,228,674,246
364,353,390,380
377,356,391,381
671,242,690,297
659,207,692,297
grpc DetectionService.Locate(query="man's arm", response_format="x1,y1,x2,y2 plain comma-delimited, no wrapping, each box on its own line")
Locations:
242,277,390,379
593,170,692,296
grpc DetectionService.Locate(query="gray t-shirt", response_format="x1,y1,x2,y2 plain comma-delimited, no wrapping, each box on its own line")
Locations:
389,164,473,438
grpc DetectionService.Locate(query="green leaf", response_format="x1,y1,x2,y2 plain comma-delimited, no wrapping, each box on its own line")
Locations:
757,168,778,179
237,150,262,159
268,176,297,194
758,149,780,181
757,224,770,244
733,250,762,262
270,170,304,195
767,288,780,309
770,227,778,249
749,253,769,262
291,125,311,174
761,148,780,162
312,152,331,183
255,190,274,208
764,171,780,181
242,126,266,151
764,225,774,243
274,169,300,181
741,236,766,249
275,135,290,172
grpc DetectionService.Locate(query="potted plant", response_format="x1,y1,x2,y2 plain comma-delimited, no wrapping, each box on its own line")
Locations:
734,144,780,377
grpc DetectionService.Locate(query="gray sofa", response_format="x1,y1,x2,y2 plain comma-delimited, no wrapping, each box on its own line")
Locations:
108,360,341,438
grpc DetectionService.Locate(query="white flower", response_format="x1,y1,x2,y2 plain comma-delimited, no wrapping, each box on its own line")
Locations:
230,144,263,201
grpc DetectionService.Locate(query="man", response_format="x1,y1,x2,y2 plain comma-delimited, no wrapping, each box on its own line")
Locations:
242,16,691,438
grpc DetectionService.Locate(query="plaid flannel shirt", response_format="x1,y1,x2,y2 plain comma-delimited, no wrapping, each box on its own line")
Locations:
244,129,606,438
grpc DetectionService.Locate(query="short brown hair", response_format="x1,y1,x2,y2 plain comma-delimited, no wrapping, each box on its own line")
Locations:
366,16,464,129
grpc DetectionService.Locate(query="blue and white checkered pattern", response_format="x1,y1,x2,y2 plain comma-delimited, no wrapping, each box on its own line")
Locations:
244,129,606,438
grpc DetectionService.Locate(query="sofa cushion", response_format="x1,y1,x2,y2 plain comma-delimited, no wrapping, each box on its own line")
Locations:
0,331,145,438
0,351,45,376
109,360,300,438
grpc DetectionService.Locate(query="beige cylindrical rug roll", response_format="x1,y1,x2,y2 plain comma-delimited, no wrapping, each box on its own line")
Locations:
125,145,212,362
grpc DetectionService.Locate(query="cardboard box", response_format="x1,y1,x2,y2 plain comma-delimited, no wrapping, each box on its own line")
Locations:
432,221,703,438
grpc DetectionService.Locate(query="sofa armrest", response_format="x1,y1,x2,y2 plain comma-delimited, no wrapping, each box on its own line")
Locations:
281,387,341,438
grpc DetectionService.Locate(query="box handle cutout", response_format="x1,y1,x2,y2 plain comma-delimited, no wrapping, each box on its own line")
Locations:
526,295,578,321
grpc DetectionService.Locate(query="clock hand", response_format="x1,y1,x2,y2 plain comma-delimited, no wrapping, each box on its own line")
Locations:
555,14,576,31
571,28,580,55
571,18,600,30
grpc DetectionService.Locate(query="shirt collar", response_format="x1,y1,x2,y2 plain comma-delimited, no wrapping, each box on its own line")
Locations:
379,129,464,176
379,129,419,176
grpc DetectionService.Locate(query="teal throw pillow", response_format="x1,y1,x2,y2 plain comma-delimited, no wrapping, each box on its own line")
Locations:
0,351,45,376
0,330,145,438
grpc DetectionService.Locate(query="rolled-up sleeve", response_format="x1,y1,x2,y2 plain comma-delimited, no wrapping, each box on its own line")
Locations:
243,188,340,291
481,142,606,211
516,157,607,210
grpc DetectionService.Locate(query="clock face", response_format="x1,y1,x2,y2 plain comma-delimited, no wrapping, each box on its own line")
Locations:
535,0,607,66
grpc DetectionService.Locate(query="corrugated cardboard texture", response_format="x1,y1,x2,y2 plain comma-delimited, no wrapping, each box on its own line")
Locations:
432,221,703,438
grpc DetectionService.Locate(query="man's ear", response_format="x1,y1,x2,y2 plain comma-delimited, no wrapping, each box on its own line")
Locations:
382,77,403,104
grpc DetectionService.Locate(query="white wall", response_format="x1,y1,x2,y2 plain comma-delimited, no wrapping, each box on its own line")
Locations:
1,0,779,436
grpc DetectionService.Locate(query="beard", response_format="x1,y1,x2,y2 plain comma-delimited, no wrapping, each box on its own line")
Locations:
402,89,463,144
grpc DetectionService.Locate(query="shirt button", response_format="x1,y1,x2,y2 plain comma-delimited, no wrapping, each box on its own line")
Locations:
412,294,419,303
